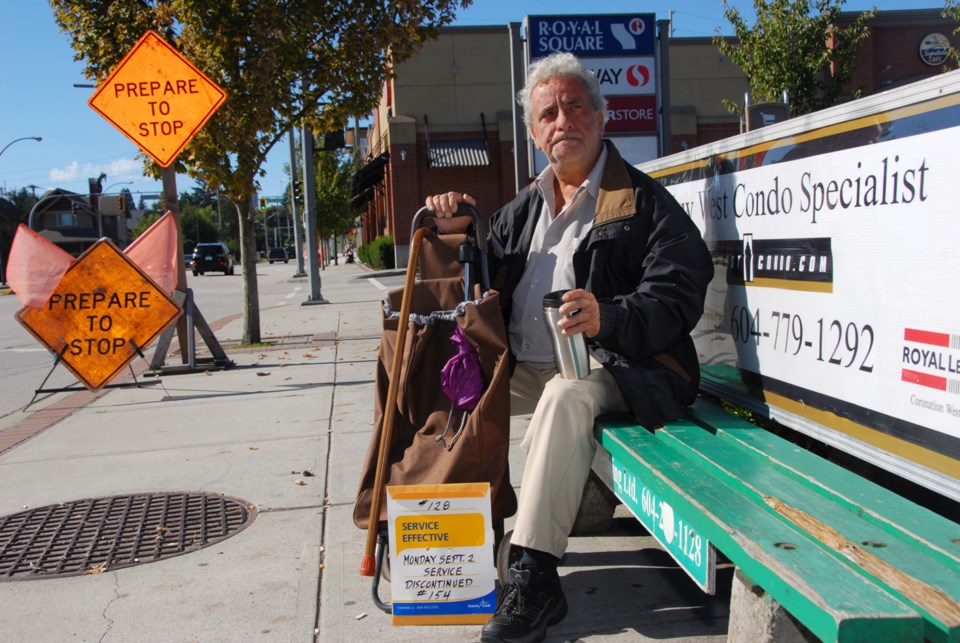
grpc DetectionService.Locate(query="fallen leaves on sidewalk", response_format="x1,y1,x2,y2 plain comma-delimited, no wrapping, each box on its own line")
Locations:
256,371,270,377
292,479,306,486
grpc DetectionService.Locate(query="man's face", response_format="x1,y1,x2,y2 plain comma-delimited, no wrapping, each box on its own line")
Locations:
529,75,604,174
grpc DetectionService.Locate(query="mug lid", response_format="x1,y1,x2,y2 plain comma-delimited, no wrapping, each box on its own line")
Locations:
542,289,568,308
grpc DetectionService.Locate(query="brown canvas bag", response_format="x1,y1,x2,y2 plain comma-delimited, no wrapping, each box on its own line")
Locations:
353,279,517,529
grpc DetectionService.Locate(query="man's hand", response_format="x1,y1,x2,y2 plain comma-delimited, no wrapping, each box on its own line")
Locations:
556,289,601,339
424,192,476,233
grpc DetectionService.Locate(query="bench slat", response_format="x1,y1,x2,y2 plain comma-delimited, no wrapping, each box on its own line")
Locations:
686,399,960,569
657,417,960,643
596,421,923,642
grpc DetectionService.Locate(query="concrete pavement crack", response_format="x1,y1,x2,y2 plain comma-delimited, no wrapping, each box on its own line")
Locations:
97,571,120,643
312,313,341,639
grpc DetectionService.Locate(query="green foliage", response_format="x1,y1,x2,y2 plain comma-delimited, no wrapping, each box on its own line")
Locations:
50,0,471,343
131,193,220,246
715,0,876,116
50,0,471,203
2,187,38,215
179,202,220,245
358,234,394,269
944,0,960,65
131,212,160,239
314,150,358,240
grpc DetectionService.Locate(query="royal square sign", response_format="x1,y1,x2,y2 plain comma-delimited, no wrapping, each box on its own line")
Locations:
525,14,659,145
527,14,656,59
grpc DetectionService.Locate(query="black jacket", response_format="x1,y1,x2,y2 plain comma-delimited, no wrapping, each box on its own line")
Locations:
488,141,714,427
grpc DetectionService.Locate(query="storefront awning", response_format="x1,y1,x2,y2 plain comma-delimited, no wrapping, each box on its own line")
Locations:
427,138,489,168
351,153,389,200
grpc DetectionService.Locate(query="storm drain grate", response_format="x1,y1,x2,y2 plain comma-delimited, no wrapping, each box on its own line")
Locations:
0,492,256,580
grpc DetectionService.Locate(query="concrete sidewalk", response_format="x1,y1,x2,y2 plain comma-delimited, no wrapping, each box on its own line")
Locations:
0,261,730,642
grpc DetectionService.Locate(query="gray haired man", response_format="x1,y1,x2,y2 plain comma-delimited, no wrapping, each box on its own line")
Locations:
427,52,713,643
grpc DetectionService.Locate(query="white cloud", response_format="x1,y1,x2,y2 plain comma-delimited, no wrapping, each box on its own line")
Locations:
48,157,145,184
49,161,81,182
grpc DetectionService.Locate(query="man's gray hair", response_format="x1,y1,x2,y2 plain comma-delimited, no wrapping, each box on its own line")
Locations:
517,52,608,128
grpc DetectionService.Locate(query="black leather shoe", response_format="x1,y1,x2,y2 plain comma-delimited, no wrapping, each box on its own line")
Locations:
480,565,567,643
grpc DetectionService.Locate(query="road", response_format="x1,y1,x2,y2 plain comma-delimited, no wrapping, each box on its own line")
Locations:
0,260,322,421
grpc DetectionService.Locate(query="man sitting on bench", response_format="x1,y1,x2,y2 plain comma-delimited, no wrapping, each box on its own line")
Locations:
426,52,713,643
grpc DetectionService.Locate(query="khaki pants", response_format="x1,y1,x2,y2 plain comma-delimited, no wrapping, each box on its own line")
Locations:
509,358,627,558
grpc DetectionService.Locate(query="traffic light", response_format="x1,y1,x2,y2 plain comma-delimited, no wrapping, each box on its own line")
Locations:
117,195,129,215
259,197,267,212
318,130,346,151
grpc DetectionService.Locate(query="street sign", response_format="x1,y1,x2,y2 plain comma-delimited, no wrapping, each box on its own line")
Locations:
88,30,226,167
16,240,182,390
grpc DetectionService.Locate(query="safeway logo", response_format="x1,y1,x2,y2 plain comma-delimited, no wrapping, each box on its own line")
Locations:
626,64,651,87
584,57,655,96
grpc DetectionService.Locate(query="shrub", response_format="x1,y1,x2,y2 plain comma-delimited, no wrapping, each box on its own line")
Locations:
359,234,394,269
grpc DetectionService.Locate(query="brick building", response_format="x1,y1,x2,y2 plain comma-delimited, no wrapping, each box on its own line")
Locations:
353,9,957,266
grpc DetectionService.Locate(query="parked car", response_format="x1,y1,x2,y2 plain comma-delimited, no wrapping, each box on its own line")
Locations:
192,242,235,276
285,245,296,259
268,247,289,264
183,249,195,268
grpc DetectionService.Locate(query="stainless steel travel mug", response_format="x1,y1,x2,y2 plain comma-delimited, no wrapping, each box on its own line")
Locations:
542,290,590,380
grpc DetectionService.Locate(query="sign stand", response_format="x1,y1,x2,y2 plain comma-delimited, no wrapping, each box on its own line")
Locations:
146,288,232,375
27,343,160,409
84,32,233,378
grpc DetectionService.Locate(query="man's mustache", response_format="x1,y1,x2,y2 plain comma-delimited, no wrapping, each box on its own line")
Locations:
551,132,581,144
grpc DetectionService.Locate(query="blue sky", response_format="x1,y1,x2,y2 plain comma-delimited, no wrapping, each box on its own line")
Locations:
0,1,921,203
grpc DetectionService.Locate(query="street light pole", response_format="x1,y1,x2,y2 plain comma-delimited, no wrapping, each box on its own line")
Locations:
103,181,134,194
0,136,42,159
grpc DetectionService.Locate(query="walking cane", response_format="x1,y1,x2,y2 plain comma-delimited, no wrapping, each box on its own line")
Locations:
359,226,427,576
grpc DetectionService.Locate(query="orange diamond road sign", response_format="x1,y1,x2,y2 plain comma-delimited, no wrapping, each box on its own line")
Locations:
88,30,226,167
16,240,182,391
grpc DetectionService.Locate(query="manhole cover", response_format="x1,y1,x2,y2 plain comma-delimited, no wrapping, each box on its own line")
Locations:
0,492,256,580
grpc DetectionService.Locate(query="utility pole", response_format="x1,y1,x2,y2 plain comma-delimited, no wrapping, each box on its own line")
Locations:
289,127,305,276
301,125,324,303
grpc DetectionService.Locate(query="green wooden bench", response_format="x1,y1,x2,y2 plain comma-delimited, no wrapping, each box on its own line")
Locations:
591,397,960,642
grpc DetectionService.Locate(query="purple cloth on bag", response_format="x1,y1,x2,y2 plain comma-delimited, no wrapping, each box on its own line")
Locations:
440,325,484,411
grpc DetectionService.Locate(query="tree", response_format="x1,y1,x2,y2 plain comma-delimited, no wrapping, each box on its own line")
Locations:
1,188,38,219
715,0,876,117
944,0,960,65
314,150,357,242
131,212,161,240
52,0,470,344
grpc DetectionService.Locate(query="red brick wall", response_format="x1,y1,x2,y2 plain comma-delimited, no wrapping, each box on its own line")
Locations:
388,132,510,245
388,142,420,243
